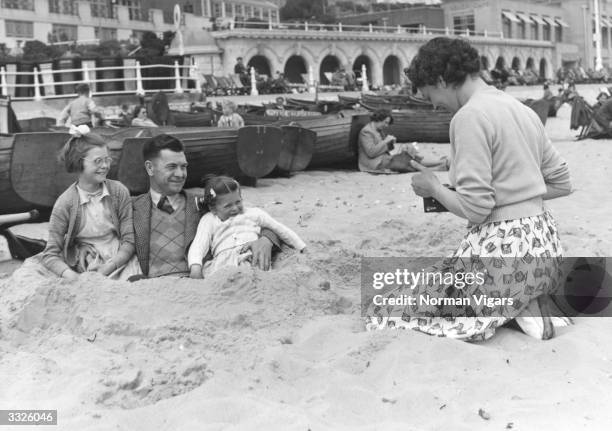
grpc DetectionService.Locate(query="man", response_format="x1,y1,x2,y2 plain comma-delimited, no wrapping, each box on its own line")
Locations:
132,134,278,278
234,57,247,76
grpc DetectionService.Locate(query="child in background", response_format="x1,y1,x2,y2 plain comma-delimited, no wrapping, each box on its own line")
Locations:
217,100,245,128
188,175,305,278
57,83,100,127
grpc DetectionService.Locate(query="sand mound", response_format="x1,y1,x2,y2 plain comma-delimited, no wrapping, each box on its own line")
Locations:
0,246,354,411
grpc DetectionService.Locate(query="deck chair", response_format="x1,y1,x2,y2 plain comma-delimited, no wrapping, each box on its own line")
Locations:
230,74,247,94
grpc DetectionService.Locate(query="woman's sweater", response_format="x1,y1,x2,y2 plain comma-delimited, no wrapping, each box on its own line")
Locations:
449,86,571,225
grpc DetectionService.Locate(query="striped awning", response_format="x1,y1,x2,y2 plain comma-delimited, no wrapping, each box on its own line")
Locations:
530,15,547,26
502,11,520,23
542,16,559,27
515,13,533,23
599,16,612,27
555,17,570,28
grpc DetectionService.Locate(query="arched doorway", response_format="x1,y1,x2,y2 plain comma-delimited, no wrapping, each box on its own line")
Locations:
495,56,506,70
383,55,401,85
319,55,341,85
539,58,548,80
511,56,521,71
247,55,272,77
480,55,490,70
284,55,307,84
526,57,535,71
353,55,372,87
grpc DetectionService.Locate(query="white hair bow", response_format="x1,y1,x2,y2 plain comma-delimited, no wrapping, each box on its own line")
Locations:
69,124,91,137
209,188,216,198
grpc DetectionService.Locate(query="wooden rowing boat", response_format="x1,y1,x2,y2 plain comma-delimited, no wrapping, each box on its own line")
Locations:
1,125,287,215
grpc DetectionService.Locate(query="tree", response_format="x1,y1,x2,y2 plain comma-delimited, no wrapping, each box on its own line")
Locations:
281,0,333,22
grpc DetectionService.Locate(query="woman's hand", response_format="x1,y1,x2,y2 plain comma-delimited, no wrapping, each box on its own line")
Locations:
410,161,441,197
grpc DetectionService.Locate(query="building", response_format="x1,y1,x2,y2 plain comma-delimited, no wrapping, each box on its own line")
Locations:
0,0,279,50
337,5,444,31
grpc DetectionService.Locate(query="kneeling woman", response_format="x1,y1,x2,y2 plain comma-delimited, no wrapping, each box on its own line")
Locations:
37,126,140,280
367,38,572,341
358,109,448,173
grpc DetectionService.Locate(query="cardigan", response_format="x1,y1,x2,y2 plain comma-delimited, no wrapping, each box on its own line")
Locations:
40,179,135,276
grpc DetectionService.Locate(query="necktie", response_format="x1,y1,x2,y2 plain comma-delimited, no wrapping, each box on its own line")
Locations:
157,195,174,214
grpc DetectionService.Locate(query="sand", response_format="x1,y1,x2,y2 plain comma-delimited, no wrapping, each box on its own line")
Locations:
1,84,611,430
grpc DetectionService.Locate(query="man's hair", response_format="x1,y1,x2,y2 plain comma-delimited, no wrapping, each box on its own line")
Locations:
75,83,90,95
406,37,480,91
237,57,243,61
142,134,185,161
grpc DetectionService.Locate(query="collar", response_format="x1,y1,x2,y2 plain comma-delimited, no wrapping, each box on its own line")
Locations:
149,188,183,210
77,182,110,205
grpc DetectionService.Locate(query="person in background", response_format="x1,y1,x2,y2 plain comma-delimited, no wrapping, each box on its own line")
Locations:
217,100,245,128
57,83,100,127
542,84,553,100
131,105,158,128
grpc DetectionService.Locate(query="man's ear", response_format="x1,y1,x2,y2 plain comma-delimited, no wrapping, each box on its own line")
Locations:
144,160,154,177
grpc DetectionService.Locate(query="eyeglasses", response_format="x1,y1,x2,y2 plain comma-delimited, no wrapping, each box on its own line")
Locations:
82,156,113,167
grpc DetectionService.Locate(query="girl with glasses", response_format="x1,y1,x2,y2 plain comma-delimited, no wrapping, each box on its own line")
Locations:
34,125,140,280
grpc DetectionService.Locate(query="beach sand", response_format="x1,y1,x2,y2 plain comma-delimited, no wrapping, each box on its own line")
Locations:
1,85,611,430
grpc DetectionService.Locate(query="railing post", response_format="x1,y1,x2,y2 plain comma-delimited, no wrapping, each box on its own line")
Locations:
369,23,373,32
422,25,427,35
308,65,315,94
397,24,402,34
305,21,308,31
338,22,342,32
484,29,488,38
0,67,7,97
135,60,145,96
33,67,42,101
465,28,470,37
268,15,272,30
361,64,369,92
191,61,202,94
250,66,258,96
445,27,450,36
174,60,183,94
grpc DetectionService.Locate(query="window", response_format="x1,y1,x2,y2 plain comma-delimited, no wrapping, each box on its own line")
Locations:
48,0,77,14
235,4,242,16
244,5,251,17
543,22,551,40
119,0,145,21
94,26,117,41
1,0,34,10
5,19,33,37
502,16,512,38
452,14,475,33
90,0,113,18
213,2,221,17
604,27,609,49
51,23,78,41
183,3,193,13
224,2,231,15
531,22,539,40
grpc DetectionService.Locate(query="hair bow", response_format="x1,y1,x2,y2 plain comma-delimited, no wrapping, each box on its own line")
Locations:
69,124,91,138
209,188,216,198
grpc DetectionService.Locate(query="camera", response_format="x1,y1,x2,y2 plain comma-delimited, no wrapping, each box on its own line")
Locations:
423,185,455,213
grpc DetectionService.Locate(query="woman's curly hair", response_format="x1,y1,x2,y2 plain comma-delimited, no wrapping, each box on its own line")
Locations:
406,37,480,90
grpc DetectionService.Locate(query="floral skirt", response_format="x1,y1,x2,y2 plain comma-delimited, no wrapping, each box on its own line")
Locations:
365,211,563,341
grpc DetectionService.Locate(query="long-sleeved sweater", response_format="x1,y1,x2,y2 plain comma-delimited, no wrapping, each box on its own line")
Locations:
448,86,571,224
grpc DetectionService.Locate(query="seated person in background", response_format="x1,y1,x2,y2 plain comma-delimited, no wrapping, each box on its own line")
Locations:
542,84,553,100
358,109,449,173
217,100,245,128
57,83,100,127
117,104,132,127
131,105,158,128
188,175,306,279
591,95,612,133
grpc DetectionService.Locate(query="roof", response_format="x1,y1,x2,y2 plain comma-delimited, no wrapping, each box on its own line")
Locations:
501,11,520,23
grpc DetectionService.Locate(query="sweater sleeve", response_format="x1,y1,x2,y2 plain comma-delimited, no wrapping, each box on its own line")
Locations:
541,137,571,192
450,108,496,224
250,208,306,251
40,194,72,276
188,214,214,267
359,127,389,158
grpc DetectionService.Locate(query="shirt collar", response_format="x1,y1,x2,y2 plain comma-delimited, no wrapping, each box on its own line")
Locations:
76,182,110,205
149,188,182,210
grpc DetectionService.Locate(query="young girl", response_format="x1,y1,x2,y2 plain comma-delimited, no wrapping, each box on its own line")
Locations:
188,175,305,278
217,100,245,128
39,125,140,280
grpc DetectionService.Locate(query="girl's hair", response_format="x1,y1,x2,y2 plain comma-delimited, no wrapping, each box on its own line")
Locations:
370,109,393,124
133,105,146,117
59,132,107,173
199,174,240,213
406,37,480,91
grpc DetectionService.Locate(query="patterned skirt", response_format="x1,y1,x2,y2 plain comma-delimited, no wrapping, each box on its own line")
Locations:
365,211,563,341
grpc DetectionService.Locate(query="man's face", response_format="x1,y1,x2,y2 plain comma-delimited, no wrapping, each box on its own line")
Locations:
145,149,187,196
